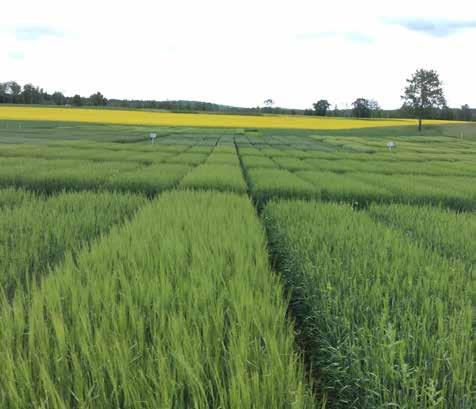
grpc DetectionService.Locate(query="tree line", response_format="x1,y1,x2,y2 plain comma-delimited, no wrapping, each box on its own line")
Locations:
1,70,474,126
0,82,107,107
308,98,472,122
306,69,473,125
0,81,300,115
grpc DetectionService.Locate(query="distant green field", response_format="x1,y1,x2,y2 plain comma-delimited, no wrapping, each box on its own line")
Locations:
0,120,474,408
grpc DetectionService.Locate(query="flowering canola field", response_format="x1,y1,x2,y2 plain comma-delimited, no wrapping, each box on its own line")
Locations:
0,106,459,130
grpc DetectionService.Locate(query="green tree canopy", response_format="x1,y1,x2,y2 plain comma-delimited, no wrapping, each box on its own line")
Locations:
402,69,446,132
313,99,331,116
89,92,107,106
352,98,371,118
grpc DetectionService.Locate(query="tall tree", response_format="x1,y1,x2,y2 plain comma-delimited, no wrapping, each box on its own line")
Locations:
89,91,107,106
402,69,446,132
3,81,22,103
0,83,8,103
52,92,66,105
352,98,371,118
313,99,331,116
21,83,42,104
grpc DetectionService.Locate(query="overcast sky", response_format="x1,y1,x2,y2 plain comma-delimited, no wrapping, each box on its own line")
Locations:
2,0,475,109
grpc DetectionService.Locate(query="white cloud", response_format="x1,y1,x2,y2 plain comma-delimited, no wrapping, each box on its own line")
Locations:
1,0,475,109
384,18,476,37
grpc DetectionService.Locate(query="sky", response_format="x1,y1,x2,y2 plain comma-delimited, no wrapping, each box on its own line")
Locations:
1,0,476,109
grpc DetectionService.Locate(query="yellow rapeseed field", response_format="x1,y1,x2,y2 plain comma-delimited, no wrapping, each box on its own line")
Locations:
0,106,460,130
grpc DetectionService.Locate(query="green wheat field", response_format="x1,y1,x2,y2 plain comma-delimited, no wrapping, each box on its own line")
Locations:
0,120,474,408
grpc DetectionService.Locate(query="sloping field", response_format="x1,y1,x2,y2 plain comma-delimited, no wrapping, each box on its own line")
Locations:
0,106,462,130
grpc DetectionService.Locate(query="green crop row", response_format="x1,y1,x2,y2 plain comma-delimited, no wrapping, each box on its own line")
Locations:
246,168,318,206
212,146,236,155
187,146,215,154
180,164,247,193
240,155,277,169
243,166,476,211
367,203,475,270
272,157,314,171
0,143,176,164
296,171,388,205
302,158,476,176
321,136,476,154
0,191,145,298
0,191,314,408
236,146,262,156
107,163,192,196
0,187,37,209
0,158,193,195
0,159,141,193
236,144,476,164
206,153,241,166
263,200,472,408
165,152,209,165
319,138,376,153
354,173,476,211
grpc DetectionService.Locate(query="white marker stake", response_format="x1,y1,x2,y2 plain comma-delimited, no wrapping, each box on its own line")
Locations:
149,132,157,144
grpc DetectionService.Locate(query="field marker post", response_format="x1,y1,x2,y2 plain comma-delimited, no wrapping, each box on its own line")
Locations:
149,132,157,144
387,141,396,151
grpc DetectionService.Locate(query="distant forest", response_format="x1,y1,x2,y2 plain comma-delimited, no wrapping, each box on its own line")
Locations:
1,80,474,121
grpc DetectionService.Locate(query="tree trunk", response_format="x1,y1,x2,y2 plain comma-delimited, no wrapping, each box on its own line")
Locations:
418,116,422,132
